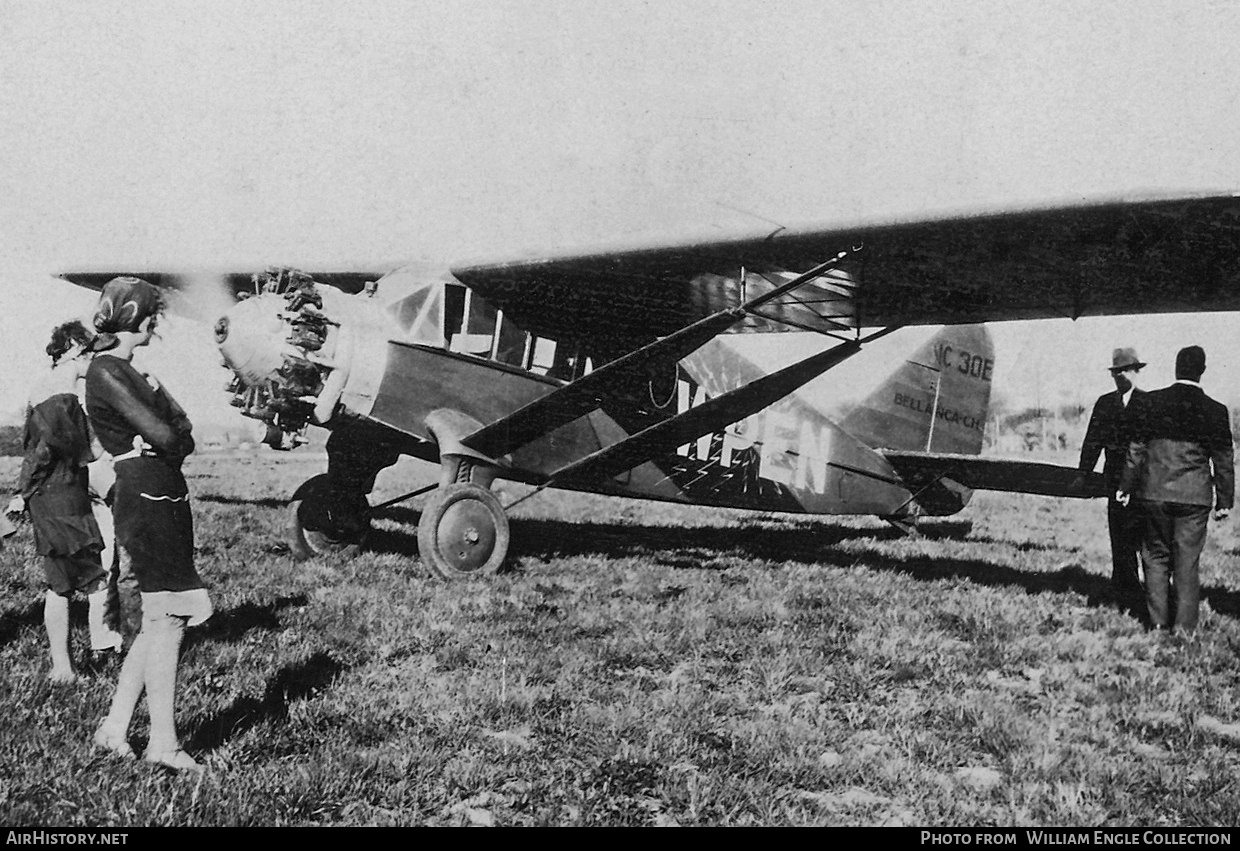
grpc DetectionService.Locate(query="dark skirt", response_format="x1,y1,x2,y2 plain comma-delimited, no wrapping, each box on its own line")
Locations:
113,457,204,594
27,486,101,558
28,484,106,595
42,549,106,596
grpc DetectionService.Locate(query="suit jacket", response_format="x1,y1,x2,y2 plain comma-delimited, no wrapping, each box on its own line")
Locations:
1119,381,1235,510
1080,387,1145,491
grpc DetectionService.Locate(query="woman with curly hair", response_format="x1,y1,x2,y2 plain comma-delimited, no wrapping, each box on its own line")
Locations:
85,277,210,772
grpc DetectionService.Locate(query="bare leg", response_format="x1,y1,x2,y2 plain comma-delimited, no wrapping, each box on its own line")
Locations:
44,590,75,683
141,614,200,771
93,629,150,758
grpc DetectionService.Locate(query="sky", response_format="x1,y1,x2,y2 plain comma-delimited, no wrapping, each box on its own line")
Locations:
2,0,1240,432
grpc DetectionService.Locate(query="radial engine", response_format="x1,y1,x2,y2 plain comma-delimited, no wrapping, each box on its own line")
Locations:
214,268,361,449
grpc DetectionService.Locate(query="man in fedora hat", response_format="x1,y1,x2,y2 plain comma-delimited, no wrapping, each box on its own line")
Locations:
1079,347,1147,619
1119,346,1233,634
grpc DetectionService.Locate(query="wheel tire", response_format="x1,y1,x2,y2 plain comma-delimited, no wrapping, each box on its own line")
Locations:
417,483,510,580
288,476,365,561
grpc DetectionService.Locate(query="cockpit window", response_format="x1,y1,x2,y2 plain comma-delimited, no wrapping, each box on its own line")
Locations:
379,267,448,348
445,285,527,367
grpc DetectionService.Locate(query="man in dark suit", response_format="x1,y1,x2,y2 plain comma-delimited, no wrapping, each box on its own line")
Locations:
1079,347,1147,617
1119,346,1234,633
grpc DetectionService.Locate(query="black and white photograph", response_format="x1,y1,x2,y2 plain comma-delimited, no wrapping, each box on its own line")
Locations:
3,0,1240,831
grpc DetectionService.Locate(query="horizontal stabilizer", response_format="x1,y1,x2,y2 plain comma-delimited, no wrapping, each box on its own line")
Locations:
882,451,1108,499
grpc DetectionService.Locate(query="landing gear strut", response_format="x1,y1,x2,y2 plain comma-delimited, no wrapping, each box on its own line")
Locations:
417,482,510,580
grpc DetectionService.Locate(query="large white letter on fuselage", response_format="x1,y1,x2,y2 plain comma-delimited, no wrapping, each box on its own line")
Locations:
760,410,798,485
794,418,831,494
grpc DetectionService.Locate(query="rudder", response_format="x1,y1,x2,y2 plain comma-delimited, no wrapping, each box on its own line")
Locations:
840,325,993,454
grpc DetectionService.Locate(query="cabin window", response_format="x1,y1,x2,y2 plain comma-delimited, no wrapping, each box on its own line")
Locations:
443,284,537,370
491,311,527,367
543,343,594,380
443,284,467,344
527,337,558,375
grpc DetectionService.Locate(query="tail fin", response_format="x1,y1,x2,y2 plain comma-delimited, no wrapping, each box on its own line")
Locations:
840,324,993,454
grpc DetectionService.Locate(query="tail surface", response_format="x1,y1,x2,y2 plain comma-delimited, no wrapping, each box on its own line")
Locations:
840,324,993,455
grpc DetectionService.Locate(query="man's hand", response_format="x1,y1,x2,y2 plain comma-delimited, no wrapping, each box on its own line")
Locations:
1115,490,1131,507
1214,507,1230,522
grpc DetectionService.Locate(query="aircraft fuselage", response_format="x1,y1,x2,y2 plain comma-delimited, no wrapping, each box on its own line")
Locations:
215,267,993,524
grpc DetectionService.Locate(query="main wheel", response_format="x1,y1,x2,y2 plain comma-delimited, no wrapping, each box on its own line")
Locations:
288,475,366,561
417,483,510,580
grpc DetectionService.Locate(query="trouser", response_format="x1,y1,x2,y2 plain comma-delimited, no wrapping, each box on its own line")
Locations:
92,501,141,641
1140,500,1210,631
1107,499,1145,616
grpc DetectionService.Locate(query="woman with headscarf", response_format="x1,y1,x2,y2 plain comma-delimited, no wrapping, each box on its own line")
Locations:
11,319,123,682
85,277,210,772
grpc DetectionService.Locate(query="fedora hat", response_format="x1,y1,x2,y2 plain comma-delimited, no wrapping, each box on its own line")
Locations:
1109,347,1146,372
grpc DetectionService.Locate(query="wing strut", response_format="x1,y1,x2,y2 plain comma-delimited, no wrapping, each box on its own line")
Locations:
464,248,862,460
501,325,901,512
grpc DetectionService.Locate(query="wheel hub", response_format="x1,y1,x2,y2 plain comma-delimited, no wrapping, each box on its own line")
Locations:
437,499,498,572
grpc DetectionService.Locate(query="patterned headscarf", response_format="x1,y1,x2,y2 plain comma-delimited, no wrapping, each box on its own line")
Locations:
91,277,163,351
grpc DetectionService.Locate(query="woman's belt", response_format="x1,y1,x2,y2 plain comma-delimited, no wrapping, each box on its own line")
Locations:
112,446,165,463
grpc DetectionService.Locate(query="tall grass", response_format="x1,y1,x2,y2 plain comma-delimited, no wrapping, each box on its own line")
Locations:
2,453,1240,826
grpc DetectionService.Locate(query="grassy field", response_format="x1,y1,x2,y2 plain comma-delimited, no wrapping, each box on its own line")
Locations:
3,451,1240,826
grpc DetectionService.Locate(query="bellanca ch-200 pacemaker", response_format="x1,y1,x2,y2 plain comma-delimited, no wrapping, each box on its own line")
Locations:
61,193,1240,579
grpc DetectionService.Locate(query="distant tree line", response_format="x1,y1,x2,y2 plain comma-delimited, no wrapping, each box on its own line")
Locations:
0,425,20,456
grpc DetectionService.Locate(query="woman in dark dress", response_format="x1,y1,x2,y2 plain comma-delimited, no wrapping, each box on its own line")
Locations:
86,277,211,772
15,321,120,682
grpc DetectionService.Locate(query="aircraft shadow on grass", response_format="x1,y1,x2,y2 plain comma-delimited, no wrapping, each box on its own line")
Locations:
366,506,1240,623
186,650,345,754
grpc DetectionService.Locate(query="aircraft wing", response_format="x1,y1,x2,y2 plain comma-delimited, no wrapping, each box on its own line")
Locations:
451,193,1240,347
58,194,1240,347
881,451,1108,499
56,270,388,320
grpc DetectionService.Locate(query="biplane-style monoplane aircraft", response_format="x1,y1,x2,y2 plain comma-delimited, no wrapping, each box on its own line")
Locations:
61,192,1240,579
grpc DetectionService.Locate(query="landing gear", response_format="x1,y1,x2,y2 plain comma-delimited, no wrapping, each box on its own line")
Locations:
417,482,510,580
286,424,404,561
287,474,368,561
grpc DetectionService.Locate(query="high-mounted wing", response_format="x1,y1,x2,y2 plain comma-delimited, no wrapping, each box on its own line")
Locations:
60,195,1240,346
451,193,1240,350
57,270,389,319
